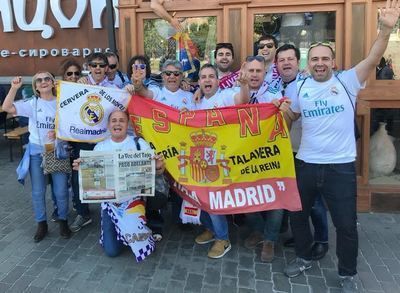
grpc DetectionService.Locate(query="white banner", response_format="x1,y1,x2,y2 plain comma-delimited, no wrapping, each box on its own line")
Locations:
56,81,131,142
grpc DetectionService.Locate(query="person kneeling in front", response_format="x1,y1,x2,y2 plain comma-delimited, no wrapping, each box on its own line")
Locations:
73,110,166,259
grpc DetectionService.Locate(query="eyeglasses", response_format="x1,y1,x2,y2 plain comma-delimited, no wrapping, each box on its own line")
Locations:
89,62,107,68
66,71,80,77
108,64,117,70
258,43,275,50
133,64,146,70
246,55,265,63
35,76,52,84
162,70,181,77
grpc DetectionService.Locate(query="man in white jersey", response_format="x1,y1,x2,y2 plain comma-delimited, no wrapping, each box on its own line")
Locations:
134,59,193,110
193,63,250,258
273,44,329,260
284,2,400,292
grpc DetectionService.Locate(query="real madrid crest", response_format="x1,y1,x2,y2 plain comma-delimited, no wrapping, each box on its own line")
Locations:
80,94,104,126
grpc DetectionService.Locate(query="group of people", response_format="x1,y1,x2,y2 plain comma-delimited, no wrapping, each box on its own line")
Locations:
2,0,399,291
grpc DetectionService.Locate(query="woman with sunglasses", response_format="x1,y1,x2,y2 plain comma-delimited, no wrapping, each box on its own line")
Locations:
60,58,82,83
2,72,71,242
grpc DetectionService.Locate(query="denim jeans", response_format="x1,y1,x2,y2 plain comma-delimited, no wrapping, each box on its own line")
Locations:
247,209,284,242
71,142,95,217
290,160,358,276
200,212,229,240
101,208,123,257
311,194,328,243
29,154,69,222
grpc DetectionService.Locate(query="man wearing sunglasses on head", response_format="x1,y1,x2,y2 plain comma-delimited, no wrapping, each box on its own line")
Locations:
256,34,280,87
240,53,293,262
105,52,129,89
284,1,400,292
132,59,193,110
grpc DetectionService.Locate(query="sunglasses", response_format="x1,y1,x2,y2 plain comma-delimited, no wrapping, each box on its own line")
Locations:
309,41,335,55
258,43,275,50
35,76,52,83
133,64,146,70
108,64,117,70
66,71,80,77
163,70,181,77
246,55,265,63
89,62,107,68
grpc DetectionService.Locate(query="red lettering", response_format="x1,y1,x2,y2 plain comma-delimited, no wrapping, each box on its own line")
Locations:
237,108,261,137
129,114,142,135
152,109,170,133
206,110,226,127
179,111,196,125
268,113,288,142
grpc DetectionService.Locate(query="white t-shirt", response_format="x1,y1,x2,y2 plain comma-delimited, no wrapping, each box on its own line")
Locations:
14,98,56,146
292,68,363,163
94,135,150,152
152,87,193,110
192,87,239,110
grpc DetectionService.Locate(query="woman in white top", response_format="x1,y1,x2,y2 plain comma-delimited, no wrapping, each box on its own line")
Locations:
2,72,70,242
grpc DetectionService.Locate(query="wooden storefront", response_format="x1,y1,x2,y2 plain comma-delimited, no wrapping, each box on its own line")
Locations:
117,0,400,212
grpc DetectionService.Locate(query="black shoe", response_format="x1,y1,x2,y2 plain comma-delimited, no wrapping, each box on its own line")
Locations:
232,214,246,227
59,220,71,239
34,221,48,242
284,237,295,248
311,242,328,260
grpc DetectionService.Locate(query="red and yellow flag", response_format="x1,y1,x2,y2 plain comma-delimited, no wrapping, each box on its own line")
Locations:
128,96,302,215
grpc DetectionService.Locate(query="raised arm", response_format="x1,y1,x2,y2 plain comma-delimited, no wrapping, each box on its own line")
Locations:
130,68,155,99
2,76,23,115
234,62,250,105
150,0,183,32
355,0,400,84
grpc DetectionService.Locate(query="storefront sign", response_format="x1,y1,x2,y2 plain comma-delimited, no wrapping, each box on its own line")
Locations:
0,0,119,39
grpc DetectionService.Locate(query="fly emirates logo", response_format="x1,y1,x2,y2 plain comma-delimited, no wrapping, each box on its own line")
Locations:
302,99,345,118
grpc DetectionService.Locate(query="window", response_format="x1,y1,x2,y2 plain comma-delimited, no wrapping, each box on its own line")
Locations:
143,16,217,73
376,19,399,80
253,12,336,69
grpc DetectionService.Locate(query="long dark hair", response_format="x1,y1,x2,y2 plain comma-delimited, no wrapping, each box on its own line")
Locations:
127,55,151,79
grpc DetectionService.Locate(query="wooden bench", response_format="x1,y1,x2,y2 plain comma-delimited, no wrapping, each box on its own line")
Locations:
3,126,29,162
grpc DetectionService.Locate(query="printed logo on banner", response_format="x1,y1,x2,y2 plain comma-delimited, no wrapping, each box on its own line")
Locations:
80,94,104,126
177,130,231,184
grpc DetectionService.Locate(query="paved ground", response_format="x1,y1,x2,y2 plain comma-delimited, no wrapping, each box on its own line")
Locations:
1,138,400,293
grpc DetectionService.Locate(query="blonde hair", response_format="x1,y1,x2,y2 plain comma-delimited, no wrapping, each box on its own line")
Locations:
32,71,56,97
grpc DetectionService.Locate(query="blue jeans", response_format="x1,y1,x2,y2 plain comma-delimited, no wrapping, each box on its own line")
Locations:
101,208,123,257
290,160,358,276
200,212,229,240
247,209,284,242
29,154,69,222
311,194,328,243
71,142,95,217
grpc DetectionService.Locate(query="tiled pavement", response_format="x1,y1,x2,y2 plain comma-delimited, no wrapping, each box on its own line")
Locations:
1,139,400,292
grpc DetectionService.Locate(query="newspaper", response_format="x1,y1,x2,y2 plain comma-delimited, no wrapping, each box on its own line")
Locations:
78,149,155,203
